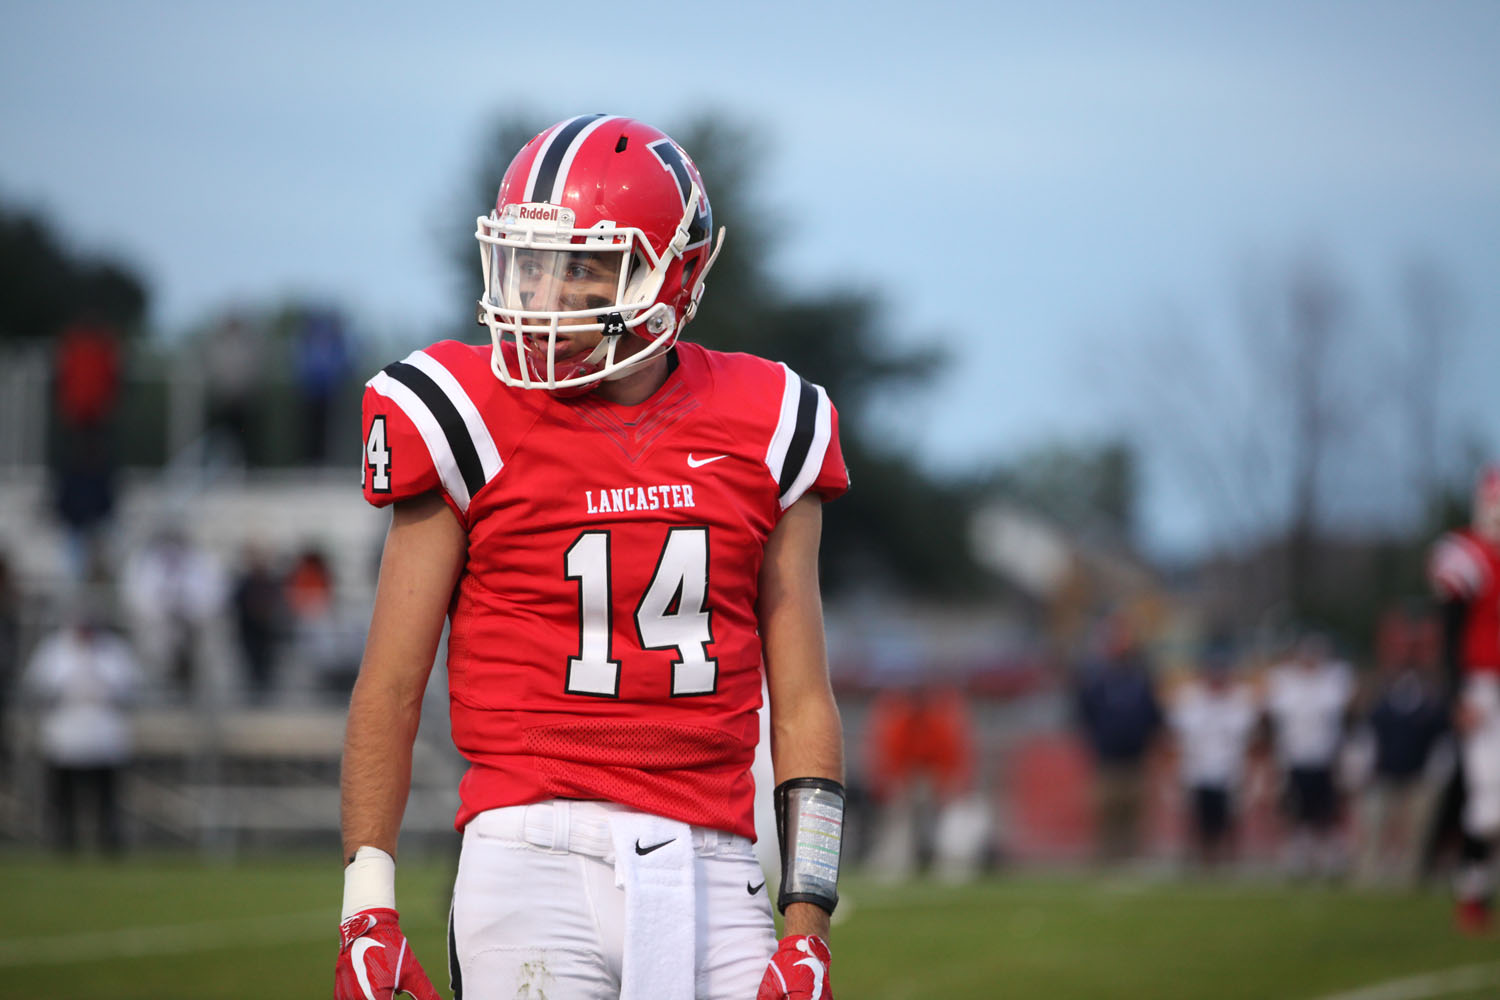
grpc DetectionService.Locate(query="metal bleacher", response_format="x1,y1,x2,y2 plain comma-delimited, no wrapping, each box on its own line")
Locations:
0,465,464,854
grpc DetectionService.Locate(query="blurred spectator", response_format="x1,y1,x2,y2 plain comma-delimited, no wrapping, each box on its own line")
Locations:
1168,644,1261,871
1074,615,1163,864
864,677,980,879
203,311,262,466
283,546,360,695
21,603,142,853
0,551,20,772
292,308,351,464
49,317,122,580
1266,632,1357,879
231,543,284,704
121,526,227,699
54,319,122,429
1354,657,1448,885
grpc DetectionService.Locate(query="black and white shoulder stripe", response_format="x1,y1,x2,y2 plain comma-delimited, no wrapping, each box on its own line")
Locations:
366,350,503,514
765,364,835,511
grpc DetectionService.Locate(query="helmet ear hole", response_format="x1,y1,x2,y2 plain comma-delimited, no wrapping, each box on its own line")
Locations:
623,248,653,305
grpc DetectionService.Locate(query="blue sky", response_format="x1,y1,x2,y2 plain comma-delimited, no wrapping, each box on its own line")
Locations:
3,1,1497,555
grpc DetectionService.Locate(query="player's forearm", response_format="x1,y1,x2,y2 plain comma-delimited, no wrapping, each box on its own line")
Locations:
770,693,845,939
340,674,423,860
770,691,844,785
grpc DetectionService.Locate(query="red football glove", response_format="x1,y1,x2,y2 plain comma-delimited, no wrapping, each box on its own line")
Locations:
334,908,440,1000
757,934,833,1000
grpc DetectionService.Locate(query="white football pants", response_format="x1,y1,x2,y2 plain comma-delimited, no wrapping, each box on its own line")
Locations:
1463,674,1500,838
450,800,777,1000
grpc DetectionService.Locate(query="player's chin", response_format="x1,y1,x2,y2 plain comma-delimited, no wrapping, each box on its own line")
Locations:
522,353,600,392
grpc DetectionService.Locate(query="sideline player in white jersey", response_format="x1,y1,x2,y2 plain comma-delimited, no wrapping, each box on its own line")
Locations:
1428,465,1500,934
334,116,849,999
1265,633,1356,878
1168,649,1260,869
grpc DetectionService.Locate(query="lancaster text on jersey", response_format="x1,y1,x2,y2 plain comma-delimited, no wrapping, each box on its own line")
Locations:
586,483,696,514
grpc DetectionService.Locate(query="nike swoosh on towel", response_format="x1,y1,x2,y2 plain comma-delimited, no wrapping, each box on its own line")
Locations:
635,838,675,855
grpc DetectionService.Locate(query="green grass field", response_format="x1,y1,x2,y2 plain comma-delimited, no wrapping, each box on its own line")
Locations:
2,854,1495,999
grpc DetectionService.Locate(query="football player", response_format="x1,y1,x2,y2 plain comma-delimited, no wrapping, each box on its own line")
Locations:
1264,632,1356,879
1428,465,1500,934
335,115,847,1000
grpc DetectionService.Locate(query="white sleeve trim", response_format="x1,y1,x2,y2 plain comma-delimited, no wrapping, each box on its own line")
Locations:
781,384,833,511
764,362,801,486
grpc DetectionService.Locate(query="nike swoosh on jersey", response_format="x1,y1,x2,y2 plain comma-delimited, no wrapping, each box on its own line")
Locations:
686,453,727,468
351,938,384,1000
635,837,676,855
747,880,766,895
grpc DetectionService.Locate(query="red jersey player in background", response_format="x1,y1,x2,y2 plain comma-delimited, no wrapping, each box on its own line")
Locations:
334,115,848,1000
1428,465,1500,934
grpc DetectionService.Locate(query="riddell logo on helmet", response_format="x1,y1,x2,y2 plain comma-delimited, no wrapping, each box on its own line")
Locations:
514,205,561,222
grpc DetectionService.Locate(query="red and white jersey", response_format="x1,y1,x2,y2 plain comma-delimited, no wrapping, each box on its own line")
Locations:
1429,528,1500,674
360,341,848,838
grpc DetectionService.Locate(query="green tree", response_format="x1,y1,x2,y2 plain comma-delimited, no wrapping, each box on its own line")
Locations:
994,441,1138,545
447,112,986,597
0,206,148,341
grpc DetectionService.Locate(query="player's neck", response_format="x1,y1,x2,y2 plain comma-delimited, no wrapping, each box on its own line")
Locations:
593,351,672,406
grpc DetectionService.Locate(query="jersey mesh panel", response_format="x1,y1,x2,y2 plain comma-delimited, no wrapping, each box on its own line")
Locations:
525,720,746,821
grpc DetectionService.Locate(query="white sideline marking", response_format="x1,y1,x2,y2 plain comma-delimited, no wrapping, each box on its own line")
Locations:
1313,962,1500,1000
0,909,329,967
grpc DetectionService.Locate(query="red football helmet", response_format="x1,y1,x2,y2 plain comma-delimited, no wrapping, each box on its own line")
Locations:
476,115,725,393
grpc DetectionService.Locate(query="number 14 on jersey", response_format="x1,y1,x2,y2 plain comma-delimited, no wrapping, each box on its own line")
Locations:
564,527,718,698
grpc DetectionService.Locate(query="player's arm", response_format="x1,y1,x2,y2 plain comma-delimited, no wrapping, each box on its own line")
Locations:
341,490,465,859
760,494,843,927
757,494,842,999
336,490,463,1000
1429,532,1475,726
